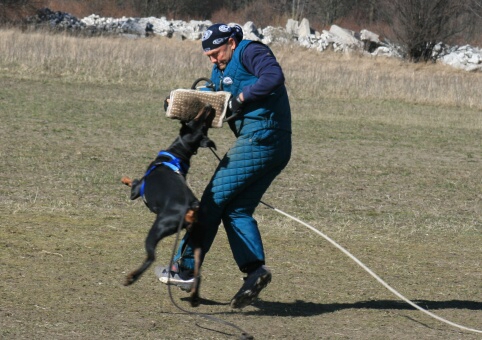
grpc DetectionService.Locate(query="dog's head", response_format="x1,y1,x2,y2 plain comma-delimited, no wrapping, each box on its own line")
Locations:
179,105,216,150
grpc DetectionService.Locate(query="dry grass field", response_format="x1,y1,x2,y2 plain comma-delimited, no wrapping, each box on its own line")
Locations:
1,29,481,339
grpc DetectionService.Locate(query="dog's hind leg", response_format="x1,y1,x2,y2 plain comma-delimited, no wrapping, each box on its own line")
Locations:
190,246,202,307
188,220,204,306
125,259,154,286
124,215,174,286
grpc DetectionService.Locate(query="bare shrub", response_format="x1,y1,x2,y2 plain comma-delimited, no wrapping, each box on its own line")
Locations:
379,0,482,61
212,2,290,28
0,0,39,23
39,0,138,18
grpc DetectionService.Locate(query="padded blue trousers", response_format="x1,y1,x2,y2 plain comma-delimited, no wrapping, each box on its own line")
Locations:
175,128,291,273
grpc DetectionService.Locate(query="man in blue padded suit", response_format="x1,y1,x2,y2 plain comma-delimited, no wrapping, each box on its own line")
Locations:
157,23,292,309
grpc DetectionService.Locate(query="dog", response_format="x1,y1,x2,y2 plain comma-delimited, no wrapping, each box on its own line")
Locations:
121,105,215,301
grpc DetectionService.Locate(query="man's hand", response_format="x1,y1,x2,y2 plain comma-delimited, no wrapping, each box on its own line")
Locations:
228,95,244,115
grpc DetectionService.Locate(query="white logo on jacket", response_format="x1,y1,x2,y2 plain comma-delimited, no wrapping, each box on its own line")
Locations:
223,77,233,85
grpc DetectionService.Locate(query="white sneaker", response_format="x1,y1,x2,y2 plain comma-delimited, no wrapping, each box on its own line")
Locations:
155,263,194,292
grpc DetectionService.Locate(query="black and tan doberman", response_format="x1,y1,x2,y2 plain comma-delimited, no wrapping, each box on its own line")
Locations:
121,105,215,305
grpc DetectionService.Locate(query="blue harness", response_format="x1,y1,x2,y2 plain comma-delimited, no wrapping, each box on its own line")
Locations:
139,151,189,198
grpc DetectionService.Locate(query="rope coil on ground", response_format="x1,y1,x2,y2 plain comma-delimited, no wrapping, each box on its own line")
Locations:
164,176,253,339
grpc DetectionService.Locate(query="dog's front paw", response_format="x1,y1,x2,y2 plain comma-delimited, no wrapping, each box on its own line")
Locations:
121,176,133,187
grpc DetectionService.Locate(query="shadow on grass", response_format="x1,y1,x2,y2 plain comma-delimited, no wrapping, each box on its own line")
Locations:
179,297,481,316
244,299,482,317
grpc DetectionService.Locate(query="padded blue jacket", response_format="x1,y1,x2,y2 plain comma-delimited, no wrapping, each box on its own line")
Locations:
210,40,291,136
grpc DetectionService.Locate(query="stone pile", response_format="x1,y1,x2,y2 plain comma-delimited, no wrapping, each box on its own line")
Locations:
25,8,481,72
437,44,482,72
26,7,85,31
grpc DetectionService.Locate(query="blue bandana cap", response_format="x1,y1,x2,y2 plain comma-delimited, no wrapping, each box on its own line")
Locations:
202,23,243,52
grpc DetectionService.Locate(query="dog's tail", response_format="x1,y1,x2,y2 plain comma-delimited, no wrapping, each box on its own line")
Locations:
122,177,142,200
121,176,133,187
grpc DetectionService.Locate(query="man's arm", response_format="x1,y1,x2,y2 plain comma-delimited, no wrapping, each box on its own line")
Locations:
241,43,285,102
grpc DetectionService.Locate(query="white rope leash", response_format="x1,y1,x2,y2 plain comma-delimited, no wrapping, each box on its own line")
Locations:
261,202,482,334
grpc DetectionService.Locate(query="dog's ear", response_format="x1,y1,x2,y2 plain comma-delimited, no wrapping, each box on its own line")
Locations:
205,106,216,128
200,136,216,150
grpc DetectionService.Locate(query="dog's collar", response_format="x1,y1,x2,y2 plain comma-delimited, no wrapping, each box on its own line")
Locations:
157,151,189,175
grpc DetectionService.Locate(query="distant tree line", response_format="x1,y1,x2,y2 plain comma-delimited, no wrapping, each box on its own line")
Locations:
1,0,481,61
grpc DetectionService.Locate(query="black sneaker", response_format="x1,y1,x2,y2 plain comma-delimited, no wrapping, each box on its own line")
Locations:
155,262,194,292
230,265,272,309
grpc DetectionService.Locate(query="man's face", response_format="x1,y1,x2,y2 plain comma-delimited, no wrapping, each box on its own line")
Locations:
204,38,235,70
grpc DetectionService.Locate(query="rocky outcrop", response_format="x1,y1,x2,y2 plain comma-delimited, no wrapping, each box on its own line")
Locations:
25,8,482,72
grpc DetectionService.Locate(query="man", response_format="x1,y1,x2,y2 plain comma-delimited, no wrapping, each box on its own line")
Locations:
157,23,292,309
